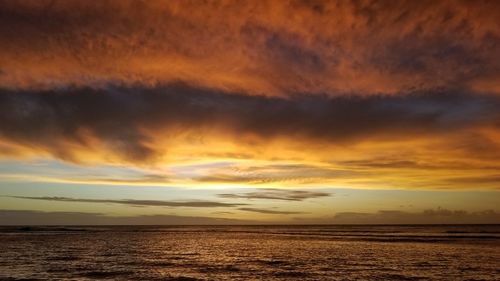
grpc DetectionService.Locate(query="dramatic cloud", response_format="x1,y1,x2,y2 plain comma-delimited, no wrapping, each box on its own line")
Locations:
219,188,330,201
0,0,498,96
0,210,252,225
0,84,498,189
0,85,499,163
238,207,305,215
0,0,499,200
10,196,246,208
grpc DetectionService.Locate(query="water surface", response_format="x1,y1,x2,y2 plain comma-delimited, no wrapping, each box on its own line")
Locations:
0,225,499,280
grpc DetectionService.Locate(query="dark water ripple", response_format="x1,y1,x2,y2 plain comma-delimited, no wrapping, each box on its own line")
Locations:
0,225,499,280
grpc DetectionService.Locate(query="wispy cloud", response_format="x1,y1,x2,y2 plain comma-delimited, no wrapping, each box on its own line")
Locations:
238,207,305,215
10,196,246,208
219,188,331,201
199,164,359,184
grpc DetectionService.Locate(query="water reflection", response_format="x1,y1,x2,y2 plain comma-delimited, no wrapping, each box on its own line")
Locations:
0,225,499,280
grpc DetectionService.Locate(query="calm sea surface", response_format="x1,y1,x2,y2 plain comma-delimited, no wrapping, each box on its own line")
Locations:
0,225,499,280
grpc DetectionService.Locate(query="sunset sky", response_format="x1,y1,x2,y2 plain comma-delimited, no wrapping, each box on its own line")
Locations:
0,0,499,224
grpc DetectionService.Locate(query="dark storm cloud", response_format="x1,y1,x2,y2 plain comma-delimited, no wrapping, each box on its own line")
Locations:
219,188,331,201
0,210,252,225
0,84,499,163
10,196,247,208
238,207,305,215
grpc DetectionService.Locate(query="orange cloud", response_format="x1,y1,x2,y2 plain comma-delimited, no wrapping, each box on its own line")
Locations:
0,85,499,190
0,1,499,191
0,0,498,96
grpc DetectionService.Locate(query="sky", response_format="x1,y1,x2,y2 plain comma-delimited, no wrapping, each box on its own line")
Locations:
0,0,499,225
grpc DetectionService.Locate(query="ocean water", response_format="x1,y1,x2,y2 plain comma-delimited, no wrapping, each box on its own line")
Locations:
0,225,499,280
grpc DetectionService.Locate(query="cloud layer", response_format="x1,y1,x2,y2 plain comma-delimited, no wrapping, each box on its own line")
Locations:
238,207,305,215
0,210,251,225
219,188,330,201
1,85,499,162
10,196,246,208
0,0,499,192
0,85,499,189
0,0,498,96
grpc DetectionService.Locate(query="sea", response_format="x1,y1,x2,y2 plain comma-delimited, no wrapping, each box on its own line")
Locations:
0,225,499,280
